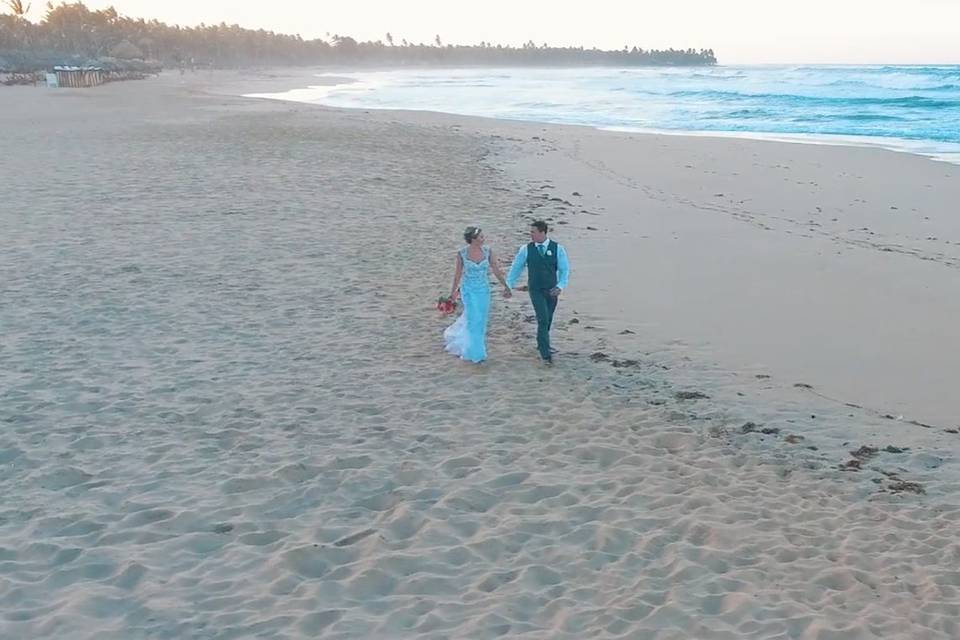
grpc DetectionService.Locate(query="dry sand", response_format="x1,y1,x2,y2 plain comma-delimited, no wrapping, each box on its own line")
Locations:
1,70,958,639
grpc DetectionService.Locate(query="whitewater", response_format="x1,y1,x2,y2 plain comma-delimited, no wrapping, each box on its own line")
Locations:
258,65,960,163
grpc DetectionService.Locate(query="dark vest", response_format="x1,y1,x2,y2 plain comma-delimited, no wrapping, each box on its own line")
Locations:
527,241,558,290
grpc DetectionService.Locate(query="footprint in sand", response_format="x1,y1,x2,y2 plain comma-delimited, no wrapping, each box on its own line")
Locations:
440,455,482,478
111,562,147,590
123,508,176,528
346,568,398,599
38,467,93,490
443,488,500,513
331,455,372,470
299,611,344,635
652,431,699,453
486,471,531,488
284,546,334,579
572,445,627,468
513,484,567,504
476,569,520,593
521,565,563,588
240,530,287,546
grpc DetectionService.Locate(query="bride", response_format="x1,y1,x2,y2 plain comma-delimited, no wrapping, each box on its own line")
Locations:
444,226,511,363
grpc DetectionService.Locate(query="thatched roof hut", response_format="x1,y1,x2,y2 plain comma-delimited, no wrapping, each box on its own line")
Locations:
52,65,105,88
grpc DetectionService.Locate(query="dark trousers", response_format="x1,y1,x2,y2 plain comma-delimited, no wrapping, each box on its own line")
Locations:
529,288,558,360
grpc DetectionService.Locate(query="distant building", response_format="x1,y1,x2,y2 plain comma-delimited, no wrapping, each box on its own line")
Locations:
51,66,106,88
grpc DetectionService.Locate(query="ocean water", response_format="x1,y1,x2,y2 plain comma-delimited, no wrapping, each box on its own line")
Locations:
257,65,960,162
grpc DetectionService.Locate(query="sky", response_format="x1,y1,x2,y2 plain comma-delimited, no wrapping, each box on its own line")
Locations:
62,1,960,64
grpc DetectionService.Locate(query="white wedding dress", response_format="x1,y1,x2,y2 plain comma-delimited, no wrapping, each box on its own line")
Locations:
443,246,491,363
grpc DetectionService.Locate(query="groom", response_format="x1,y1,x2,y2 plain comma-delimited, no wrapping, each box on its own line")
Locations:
506,220,571,364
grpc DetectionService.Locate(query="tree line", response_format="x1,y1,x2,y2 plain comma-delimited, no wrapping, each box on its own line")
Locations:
1,2,717,72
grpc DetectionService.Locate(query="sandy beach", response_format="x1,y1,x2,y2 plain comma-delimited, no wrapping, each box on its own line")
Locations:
1,70,959,639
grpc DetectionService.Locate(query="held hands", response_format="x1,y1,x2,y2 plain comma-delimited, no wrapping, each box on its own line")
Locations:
502,287,512,299
507,285,557,296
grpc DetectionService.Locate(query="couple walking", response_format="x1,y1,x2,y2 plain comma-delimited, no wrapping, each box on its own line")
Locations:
444,220,571,364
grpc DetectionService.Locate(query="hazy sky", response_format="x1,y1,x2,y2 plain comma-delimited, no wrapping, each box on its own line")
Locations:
73,1,960,64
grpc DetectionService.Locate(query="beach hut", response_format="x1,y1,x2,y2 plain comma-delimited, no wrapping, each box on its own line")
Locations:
53,66,105,88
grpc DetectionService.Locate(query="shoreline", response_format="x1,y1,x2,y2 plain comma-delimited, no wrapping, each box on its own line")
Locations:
597,126,960,166
250,68,960,166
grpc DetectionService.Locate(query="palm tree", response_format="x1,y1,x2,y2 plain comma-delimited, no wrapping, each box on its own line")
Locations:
4,0,30,18
385,32,393,46
4,0,31,50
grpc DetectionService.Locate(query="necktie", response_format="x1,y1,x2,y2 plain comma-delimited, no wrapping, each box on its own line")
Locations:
537,244,546,257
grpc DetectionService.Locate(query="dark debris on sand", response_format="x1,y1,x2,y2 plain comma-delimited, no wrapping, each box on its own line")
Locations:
887,480,925,495
334,528,378,547
739,423,777,436
839,445,922,497
589,351,644,370
840,445,879,471
675,390,710,401
583,344,930,496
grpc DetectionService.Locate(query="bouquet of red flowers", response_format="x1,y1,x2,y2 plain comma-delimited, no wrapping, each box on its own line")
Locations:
436,294,457,315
